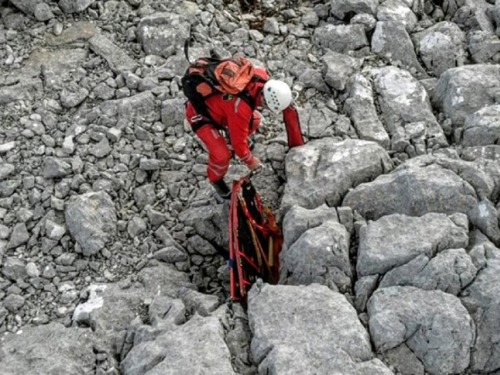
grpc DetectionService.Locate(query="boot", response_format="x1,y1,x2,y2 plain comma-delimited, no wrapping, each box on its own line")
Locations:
211,179,231,200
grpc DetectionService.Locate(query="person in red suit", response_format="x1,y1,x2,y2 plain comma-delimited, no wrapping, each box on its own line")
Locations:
185,67,304,199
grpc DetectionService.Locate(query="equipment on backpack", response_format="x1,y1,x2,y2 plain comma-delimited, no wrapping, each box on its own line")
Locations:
182,40,266,131
228,171,282,302
263,80,293,114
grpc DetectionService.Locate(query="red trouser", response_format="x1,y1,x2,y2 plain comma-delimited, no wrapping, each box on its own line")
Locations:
186,102,261,182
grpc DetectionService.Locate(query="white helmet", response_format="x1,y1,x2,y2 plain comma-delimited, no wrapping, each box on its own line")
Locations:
263,80,293,114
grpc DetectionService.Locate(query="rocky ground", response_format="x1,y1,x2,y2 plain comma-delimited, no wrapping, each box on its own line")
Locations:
1,0,500,374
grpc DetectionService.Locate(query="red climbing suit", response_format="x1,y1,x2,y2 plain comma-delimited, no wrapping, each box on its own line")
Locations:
185,68,304,182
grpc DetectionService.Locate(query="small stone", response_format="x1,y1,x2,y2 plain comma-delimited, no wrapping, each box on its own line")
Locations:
53,23,63,36
154,246,188,263
42,264,57,279
0,224,10,239
127,216,147,238
42,157,71,179
34,3,54,21
89,138,112,158
45,220,66,241
26,262,40,278
7,223,30,249
3,294,25,313
107,128,122,142
0,142,16,154
0,163,15,181
62,136,75,154
139,158,160,171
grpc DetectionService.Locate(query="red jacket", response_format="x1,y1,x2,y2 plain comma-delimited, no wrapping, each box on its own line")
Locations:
201,69,304,162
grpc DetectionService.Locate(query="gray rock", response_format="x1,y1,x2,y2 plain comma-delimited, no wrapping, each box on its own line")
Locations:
134,184,156,209
42,264,57,279
139,158,160,171
179,287,219,317
89,137,112,158
248,283,393,374
0,142,16,154
0,224,9,239
0,163,15,182
180,204,228,249
9,0,39,16
461,259,500,372
101,91,159,123
351,13,378,31
280,221,352,292
434,64,500,127
357,213,469,277
412,21,466,77
60,83,89,108
372,22,427,78
0,180,20,198
298,69,329,92
321,51,363,91
146,207,168,226
456,0,495,33
373,66,447,151
42,157,71,179
3,293,25,312
354,275,379,312
379,249,477,295
468,30,500,63
147,296,186,326
330,0,379,18
73,263,194,366
313,24,369,53
187,235,218,256
45,219,66,240
25,48,87,90
297,105,337,139
89,34,138,73
25,262,40,278
59,0,95,13
7,223,30,250
343,155,485,220
45,21,97,45
263,17,280,35
463,104,500,147
127,216,147,238
344,74,390,149
154,226,180,248
121,312,236,375
383,343,425,375
462,145,500,161
65,191,117,256
34,2,54,21
468,199,500,246
92,82,115,100
282,204,339,250
377,0,418,32
0,78,43,105
2,257,27,281
368,286,474,375
0,323,95,374
154,246,188,263
137,13,190,58
281,139,393,216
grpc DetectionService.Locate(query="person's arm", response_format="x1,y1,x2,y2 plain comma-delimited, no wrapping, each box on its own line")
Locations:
283,105,305,147
227,99,258,166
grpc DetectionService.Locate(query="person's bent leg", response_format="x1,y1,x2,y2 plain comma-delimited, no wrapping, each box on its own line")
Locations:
195,125,232,199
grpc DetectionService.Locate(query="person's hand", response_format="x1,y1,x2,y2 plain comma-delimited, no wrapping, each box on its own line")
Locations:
247,156,262,170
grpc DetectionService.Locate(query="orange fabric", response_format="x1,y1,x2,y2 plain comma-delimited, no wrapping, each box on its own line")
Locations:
214,57,255,94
